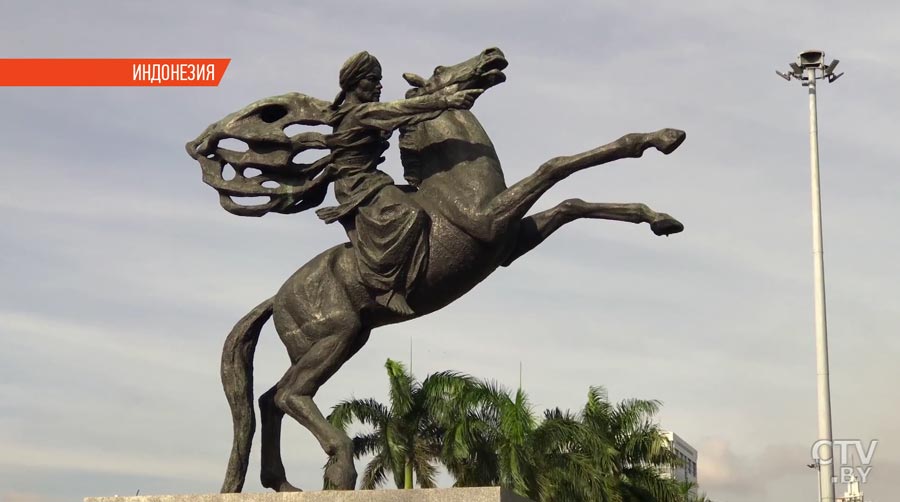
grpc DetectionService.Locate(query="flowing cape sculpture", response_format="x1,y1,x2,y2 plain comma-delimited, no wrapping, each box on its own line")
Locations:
186,47,686,493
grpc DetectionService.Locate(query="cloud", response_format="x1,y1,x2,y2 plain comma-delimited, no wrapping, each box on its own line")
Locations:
699,438,762,495
698,438,814,499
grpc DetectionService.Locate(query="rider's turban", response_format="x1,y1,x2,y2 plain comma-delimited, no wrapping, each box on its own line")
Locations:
332,51,382,108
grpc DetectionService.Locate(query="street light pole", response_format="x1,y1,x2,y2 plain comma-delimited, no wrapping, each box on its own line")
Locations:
807,58,835,502
809,460,823,502
778,50,844,502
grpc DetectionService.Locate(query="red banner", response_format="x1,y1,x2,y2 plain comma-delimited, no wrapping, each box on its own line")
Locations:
0,58,231,86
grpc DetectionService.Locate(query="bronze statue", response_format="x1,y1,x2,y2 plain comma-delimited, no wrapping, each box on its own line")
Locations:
186,47,686,493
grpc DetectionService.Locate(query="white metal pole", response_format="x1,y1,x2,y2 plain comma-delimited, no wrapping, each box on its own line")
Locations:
807,66,836,502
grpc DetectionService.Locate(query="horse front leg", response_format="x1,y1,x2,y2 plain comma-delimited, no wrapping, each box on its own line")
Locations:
469,129,685,243
500,199,683,267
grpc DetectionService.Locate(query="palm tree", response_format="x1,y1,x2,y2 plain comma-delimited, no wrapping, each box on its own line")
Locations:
446,384,680,502
577,386,682,502
327,359,480,489
330,361,693,502
481,386,538,495
431,380,506,488
441,382,619,501
671,480,701,501
527,407,619,501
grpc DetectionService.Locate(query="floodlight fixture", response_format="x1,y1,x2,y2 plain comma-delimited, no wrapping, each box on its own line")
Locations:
778,51,844,86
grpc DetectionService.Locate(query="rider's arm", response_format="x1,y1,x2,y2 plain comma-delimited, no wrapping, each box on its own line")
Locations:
355,94,449,131
356,90,480,131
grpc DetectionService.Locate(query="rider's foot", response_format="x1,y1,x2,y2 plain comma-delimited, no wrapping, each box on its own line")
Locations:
376,291,415,316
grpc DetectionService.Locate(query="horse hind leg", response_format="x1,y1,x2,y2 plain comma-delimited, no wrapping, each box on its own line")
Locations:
258,384,300,492
272,310,370,491
501,199,683,267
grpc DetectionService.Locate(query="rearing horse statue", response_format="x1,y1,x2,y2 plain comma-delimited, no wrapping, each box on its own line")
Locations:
186,47,686,493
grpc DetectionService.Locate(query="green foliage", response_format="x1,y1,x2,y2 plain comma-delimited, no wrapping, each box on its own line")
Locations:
329,360,700,502
327,359,478,489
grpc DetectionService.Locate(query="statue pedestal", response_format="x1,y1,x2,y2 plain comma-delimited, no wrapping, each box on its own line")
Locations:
85,487,533,502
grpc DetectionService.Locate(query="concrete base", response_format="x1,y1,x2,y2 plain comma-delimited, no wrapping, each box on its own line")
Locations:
85,487,533,502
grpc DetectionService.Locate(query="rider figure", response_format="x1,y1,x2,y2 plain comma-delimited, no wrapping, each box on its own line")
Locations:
316,51,480,315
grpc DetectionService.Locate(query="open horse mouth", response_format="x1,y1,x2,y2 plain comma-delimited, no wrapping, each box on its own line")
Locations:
470,52,509,90
404,48,510,95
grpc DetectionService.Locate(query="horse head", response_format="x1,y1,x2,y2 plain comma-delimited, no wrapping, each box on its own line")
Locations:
400,48,509,200
402,47,508,98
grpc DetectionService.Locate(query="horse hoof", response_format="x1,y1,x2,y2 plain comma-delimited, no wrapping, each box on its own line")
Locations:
277,482,302,492
324,462,357,490
651,216,684,236
263,477,302,493
655,129,686,155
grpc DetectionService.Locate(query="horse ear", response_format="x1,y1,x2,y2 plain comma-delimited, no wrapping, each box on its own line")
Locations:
403,72,426,88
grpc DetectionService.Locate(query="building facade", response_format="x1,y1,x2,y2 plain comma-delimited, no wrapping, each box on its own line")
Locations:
837,472,865,502
661,431,698,488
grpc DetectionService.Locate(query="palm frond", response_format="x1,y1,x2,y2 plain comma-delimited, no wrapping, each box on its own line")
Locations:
385,359,416,417
360,452,390,489
328,398,390,430
352,431,384,459
621,464,683,502
412,452,439,488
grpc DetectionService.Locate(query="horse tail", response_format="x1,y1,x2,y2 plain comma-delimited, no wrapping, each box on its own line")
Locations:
220,296,275,493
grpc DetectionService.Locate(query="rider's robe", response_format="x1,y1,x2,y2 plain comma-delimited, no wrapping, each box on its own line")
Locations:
315,95,450,302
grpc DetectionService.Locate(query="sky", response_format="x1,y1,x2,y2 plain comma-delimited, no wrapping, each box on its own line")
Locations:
1,1,898,501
